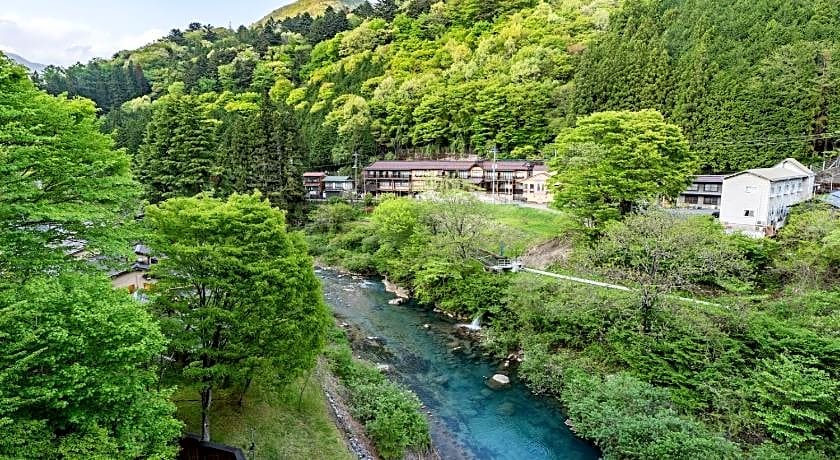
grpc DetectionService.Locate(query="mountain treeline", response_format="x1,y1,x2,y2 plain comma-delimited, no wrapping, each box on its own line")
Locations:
34,0,840,187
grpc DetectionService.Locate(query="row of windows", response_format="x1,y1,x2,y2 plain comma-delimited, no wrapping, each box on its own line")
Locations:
684,196,720,205
686,183,721,192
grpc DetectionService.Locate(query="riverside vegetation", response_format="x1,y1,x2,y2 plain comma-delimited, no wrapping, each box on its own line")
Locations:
307,195,839,460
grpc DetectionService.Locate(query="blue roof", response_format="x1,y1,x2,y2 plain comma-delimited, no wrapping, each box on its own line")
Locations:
823,191,840,208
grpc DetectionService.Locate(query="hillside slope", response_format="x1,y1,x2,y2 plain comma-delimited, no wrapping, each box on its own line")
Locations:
258,0,364,23
4,52,47,73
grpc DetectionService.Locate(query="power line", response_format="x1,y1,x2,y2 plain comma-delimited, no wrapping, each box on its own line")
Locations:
695,131,840,147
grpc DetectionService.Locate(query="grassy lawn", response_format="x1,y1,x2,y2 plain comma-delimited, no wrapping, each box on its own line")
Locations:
173,367,352,460
478,203,574,254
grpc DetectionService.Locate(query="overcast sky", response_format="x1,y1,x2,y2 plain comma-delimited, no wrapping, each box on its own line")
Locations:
0,0,291,66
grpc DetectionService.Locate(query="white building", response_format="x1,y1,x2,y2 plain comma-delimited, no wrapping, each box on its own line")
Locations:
719,158,815,237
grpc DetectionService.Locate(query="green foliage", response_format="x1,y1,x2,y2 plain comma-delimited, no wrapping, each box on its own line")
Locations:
325,327,430,459
594,210,749,332
774,203,840,287
0,273,181,459
751,355,839,449
0,55,140,278
308,201,362,233
549,110,697,229
562,371,740,460
574,0,840,170
137,90,218,203
146,192,330,441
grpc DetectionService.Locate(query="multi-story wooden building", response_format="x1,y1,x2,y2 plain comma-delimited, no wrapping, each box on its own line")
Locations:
303,172,326,199
324,175,355,198
362,159,544,199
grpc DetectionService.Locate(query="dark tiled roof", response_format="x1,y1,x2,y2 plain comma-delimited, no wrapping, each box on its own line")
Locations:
365,160,479,171
692,175,725,183
480,160,539,171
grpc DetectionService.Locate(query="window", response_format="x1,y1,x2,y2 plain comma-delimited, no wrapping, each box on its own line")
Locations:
703,183,720,192
684,196,699,204
686,183,699,191
703,196,719,205
744,210,755,217
745,185,756,193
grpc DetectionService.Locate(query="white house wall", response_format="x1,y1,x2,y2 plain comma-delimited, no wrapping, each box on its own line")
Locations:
720,174,770,235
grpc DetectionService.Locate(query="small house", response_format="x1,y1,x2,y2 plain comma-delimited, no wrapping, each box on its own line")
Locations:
303,172,326,199
324,176,355,198
677,175,725,210
519,168,553,204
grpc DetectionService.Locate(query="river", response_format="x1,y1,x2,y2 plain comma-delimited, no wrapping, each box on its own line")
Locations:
318,269,600,460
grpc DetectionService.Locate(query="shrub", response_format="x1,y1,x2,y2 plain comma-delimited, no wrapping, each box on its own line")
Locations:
562,371,740,460
325,328,430,459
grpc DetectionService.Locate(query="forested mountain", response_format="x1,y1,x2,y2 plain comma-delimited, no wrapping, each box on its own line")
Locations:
37,0,840,193
258,0,366,24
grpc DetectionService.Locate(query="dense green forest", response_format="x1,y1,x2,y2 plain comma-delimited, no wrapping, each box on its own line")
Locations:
34,0,840,184
7,0,840,458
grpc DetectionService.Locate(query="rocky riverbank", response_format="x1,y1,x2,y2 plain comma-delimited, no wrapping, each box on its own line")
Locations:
319,359,379,460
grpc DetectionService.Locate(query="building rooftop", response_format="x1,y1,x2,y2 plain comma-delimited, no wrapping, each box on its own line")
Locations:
823,191,840,208
364,160,479,171
725,158,815,182
733,167,810,182
324,175,352,182
693,175,725,183
134,244,151,256
303,171,326,177
479,160,538,171
364,159,545,172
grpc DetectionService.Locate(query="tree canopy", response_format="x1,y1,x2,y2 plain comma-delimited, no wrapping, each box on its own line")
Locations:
0,54,179,458
548,110,696,229
0,55,139,278
146,192,330,442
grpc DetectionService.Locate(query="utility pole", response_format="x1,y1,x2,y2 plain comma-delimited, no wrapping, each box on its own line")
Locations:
491,145,498,204
352,151,359,201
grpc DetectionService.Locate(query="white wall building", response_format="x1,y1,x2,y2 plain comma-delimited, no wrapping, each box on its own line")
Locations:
719,158,815,237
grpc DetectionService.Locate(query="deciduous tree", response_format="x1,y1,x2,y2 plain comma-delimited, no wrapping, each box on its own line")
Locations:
549,110,697,229
146,192,330,442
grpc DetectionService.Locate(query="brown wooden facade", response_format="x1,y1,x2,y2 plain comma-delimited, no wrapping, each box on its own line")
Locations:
363,160,545,198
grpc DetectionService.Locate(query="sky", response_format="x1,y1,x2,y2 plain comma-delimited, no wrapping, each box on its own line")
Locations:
0,0,292,66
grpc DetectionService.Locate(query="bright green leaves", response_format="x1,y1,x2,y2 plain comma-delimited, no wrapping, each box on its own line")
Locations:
0,56,140,278
146,193,330,439
136,91,218,203
0,273,182,459
752,356,839,447
549,110,696,229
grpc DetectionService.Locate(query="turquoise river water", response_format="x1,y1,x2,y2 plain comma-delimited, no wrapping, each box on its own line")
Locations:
318,269,600,460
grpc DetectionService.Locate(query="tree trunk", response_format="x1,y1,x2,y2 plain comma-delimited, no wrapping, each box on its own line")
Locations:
238,376,253,408
200,386,212,442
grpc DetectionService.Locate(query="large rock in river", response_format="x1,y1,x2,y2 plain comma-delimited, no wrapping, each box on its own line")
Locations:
486,373,510,389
